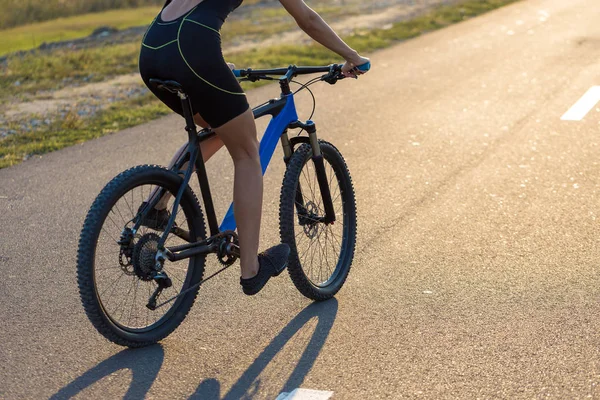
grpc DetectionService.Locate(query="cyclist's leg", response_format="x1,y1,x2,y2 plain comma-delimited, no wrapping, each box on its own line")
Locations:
212,108,261,278
165,114,223,167
194,114,225,161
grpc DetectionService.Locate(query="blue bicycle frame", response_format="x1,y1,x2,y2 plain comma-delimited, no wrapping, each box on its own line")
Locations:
219,92,300,231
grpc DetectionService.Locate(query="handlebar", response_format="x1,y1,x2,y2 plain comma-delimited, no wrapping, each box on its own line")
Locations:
233,61,371,84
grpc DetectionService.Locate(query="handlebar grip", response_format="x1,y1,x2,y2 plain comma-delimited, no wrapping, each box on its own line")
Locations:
335,61,371,73
357,61,371,72
233,69,242,78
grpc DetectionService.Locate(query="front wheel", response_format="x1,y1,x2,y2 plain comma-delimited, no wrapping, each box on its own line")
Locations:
279,140,357,301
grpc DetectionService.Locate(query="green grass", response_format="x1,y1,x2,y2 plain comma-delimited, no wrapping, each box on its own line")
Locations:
0,0,521,168
0,3,351,56
0,5,357,97
0,7,158,56
0,42,140,99
0,0,162,30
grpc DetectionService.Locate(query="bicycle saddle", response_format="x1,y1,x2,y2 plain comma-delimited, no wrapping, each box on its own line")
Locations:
149,78,185,94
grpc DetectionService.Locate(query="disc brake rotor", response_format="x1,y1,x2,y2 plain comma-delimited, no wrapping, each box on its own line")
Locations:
302,201,320,239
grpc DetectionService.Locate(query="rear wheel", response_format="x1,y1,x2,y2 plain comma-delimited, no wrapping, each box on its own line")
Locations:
77,165,206,347
279,140,357,301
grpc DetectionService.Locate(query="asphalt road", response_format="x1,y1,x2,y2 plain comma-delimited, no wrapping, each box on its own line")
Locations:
2,0,600,398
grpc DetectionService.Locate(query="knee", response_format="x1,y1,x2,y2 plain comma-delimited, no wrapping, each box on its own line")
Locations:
230,138,259,163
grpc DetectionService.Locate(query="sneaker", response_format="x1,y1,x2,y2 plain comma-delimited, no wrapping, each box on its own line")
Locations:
137,202,172,231
240,244,291,296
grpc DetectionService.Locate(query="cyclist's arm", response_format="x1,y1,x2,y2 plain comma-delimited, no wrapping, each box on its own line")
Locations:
279,0,369,74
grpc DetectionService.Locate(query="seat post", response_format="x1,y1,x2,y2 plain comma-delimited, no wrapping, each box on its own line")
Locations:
175,91,221,236
178,92,198,144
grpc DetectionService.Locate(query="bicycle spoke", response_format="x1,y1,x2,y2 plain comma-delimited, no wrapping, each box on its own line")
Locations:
327,227,340,270
301,167,317,203
128,279,140,326
114,277,136,321
323,228,332,279
121,194,134,222
141,185,145,212
327,225,343,250
112,203,127,227
316,228,327,283
99,271,126,307
105,213,125,234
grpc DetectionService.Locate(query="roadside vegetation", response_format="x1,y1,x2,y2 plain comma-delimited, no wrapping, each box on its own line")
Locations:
0,8,159,55
0,93,169,168
0,0,163,29
0,3,348,56
0,3,353,97
0,0,270,29
0,0,520,169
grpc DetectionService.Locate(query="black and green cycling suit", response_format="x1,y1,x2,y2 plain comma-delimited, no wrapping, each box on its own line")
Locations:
139,0,248,128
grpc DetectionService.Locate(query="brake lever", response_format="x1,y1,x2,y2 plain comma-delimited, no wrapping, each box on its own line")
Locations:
326,61,370,83
322,64,344,85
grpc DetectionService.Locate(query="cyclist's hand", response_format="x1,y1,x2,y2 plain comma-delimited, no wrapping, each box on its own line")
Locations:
342,55,370,78
227,62,236,71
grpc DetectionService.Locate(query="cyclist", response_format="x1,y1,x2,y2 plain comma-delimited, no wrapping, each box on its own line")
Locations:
139,0,369,295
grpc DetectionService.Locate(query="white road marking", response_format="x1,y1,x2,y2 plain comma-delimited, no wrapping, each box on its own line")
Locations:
276,388,334,400
561,86,600,121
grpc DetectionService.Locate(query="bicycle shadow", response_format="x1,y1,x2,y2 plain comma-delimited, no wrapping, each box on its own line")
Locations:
189,299,339,400
49,344,164,400
51,299,337,399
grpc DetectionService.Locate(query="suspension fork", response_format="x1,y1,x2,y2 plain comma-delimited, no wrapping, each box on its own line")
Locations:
281,132,307,219
282,122,336,224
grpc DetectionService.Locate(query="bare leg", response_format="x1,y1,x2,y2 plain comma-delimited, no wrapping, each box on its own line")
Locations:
213,109,261,278
170,114,224,165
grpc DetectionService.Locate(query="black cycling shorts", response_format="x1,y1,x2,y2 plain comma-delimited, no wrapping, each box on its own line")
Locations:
139,0,248,128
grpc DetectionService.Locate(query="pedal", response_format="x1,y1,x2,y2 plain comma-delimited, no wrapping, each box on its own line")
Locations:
226,243,240,258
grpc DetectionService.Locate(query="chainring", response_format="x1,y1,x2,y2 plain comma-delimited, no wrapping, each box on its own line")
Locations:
217,234,239,267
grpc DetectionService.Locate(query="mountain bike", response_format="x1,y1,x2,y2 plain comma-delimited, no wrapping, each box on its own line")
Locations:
77,62,369,347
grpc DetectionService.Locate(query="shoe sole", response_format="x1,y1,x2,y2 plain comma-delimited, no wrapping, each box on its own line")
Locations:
273,261,288,277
